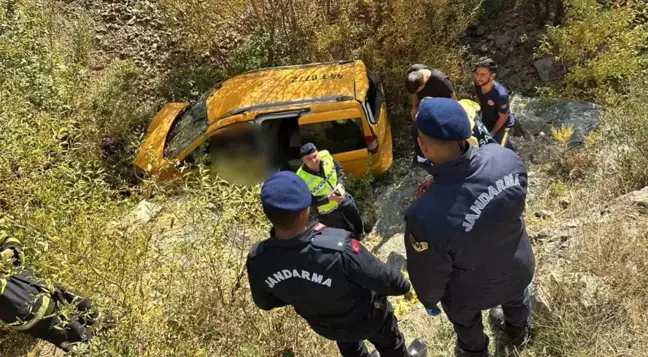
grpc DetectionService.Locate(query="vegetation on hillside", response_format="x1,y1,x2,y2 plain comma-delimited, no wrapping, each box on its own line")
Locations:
1,0,647,356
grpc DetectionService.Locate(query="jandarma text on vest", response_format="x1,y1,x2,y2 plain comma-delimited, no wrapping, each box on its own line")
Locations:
462,173,521,232
265,269,332,288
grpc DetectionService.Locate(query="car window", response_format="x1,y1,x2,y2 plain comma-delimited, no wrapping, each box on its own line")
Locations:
164,89,212,160
299,118,366,154
366,70,383,124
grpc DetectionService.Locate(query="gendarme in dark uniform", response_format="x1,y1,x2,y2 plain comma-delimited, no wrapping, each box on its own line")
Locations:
403,98,535,357
246,171,426,357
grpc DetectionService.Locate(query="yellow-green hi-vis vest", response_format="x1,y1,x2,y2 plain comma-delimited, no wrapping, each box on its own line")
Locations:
458,99,484,148
1,230,53,332
296,150,345,215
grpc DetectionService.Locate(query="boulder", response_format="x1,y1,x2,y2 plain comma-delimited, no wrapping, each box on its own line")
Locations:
491,52,507,64
497,65,511,79
495,32,514,51
510,95,602,144
515,113,549,136
533,57,555,82
128,200,162,225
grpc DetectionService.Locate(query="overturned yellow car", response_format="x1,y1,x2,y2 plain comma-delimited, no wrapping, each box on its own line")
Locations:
134,60,393,184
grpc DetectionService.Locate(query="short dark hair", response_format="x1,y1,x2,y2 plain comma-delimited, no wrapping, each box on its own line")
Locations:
263,207,306,229
475,58,498,74
405,71,425,94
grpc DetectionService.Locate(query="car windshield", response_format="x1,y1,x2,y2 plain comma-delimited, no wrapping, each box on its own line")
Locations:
164,90,212,160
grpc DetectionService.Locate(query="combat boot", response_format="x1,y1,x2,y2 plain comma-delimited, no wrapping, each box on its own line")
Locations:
488,306,530,349
408,338,427,357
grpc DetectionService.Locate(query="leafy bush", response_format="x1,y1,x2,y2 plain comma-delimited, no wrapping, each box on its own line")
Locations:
538,0,648,104
604,77,648,193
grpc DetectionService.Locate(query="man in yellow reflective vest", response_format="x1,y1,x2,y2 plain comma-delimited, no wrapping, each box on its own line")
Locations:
1,222,99,352
296,143,366,237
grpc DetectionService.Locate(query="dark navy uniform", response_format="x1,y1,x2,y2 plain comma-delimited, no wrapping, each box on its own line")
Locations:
405,97,534,357
475,80,515,151
405,144,535,356
247,223,412,356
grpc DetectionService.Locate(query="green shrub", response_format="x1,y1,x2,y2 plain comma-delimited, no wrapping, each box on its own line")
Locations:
538,0,648,104
604,77,648,193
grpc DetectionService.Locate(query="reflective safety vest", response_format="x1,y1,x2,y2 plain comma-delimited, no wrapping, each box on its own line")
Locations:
296,150,345,215
1,231,54,332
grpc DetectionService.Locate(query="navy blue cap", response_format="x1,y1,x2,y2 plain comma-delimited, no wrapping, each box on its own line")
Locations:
261,171,311,212
416,97,471,141
299,142,316,157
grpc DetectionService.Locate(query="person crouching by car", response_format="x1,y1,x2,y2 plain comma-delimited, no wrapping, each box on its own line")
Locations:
296,143,368,238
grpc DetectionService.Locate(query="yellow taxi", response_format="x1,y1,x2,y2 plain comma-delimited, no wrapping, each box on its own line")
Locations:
134,60,393,183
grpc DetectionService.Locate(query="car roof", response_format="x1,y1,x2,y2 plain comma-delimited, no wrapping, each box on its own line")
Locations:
205,60,367,124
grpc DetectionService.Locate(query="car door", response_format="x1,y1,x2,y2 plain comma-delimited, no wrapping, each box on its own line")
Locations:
362,70,393,175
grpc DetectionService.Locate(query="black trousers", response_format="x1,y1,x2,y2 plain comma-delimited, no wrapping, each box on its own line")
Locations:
441,286,532,356
27,302,93,352
336,305,410,357
318,194,364,236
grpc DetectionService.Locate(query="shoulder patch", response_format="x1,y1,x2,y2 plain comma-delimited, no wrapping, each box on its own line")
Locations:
351,239,360,254
313,223,327,232
310,231,348,252
407,230,429,252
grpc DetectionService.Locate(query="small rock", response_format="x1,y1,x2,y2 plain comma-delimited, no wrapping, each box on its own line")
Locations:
565,219,580,229
495,32,513,50
129,200,162,225
476,25,486,36
534,57,555,82
532,284,552,313
515,114,548,136
491,52,506,64
487,34,496,41
575,273,612,308
498,66,511,78
539,131,546,137
530,231,550,241
535,210,553,219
